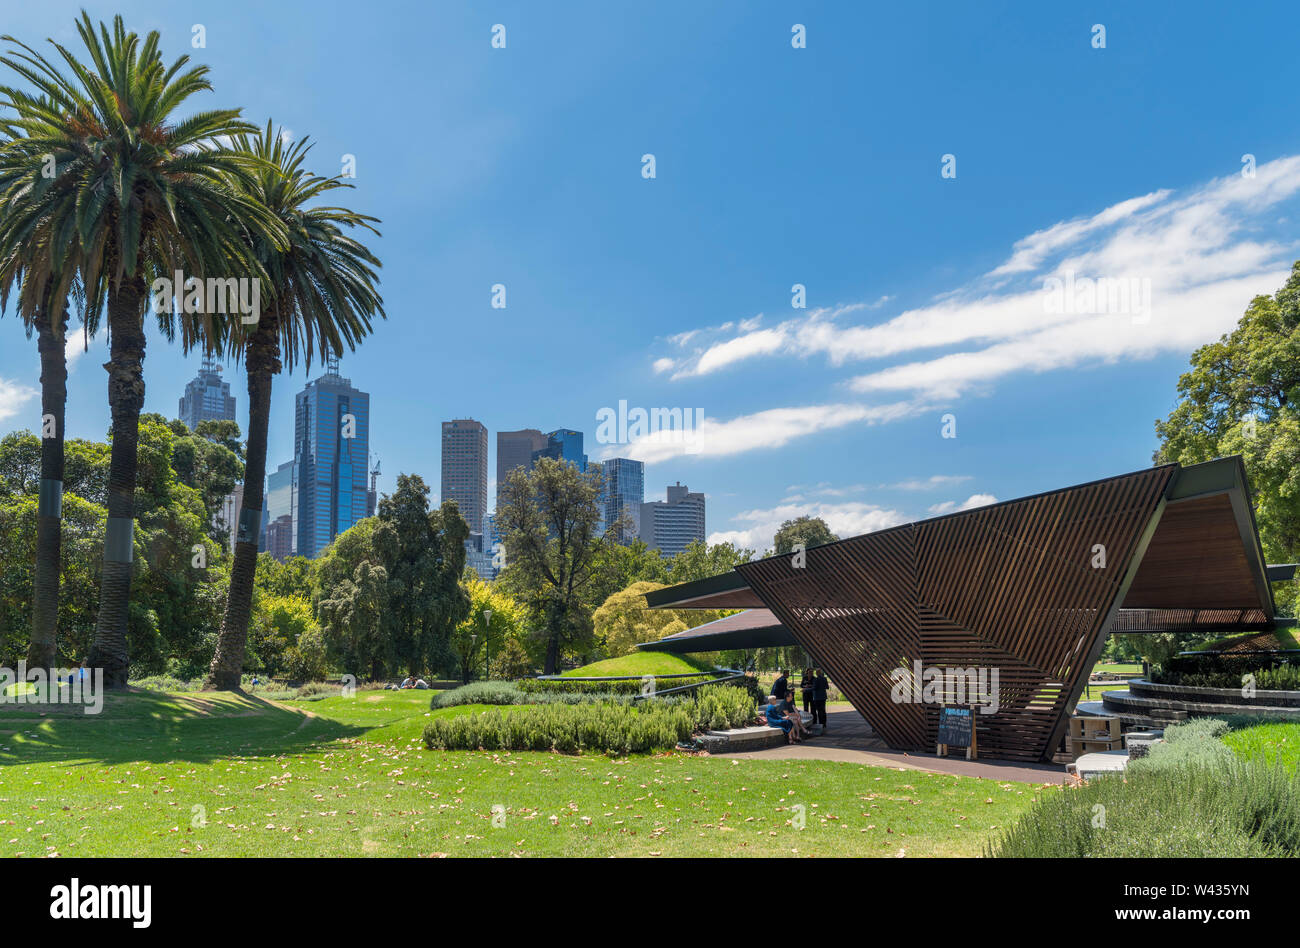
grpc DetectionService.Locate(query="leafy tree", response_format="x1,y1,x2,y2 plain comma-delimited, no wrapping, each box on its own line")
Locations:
495,457,607,673
588,538,668,607
1155,261,1300,617
0,492,103,666
452,574,527,682
594,581,688,657
317,561,389,680
247,594,315,678
773,516,838,555
165,416,245,542
667,540,756,584
375,475,469,677
207,122,383,690
254,553,313,601
0,13,282,686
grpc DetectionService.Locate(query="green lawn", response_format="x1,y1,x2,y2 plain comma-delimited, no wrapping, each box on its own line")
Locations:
1093,662,1142,675
0,688,1045,857
560,652,712,678
1223,721,1300,769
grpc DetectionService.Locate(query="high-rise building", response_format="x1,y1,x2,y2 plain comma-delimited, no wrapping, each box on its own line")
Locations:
266,515,294,562
600,458,644,543
442,419,488,538
265,460,296,560
531,428,587,469
178,357,236,431
496,428,547,503
639,482,705,557
293,359,370,559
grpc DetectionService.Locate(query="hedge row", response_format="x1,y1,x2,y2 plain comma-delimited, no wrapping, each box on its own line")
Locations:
515,675,716,696
1152,663,1300,691
422,684,759,754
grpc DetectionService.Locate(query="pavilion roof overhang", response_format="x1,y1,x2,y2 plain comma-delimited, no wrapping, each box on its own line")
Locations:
644,456,1281,638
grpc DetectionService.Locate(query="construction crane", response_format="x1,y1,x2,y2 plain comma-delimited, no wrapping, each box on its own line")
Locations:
367,455,381,516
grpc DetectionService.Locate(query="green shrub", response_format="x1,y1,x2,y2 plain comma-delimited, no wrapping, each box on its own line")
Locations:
1154,653,1300,690
990,733,1300,857
431,681,527,709
421,686,754,756
516,675,715,696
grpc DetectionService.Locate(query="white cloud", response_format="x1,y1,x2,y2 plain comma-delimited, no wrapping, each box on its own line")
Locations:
607,399,928,464
708,500,910,552
0,377,38,425
928,493,998,516
652,357,675,374
653,155,1300,399
987,190,1171,277
885,474,972,491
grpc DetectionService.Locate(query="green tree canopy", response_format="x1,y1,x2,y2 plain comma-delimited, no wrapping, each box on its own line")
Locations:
1155,260,1300,617
773,516,838,555
495,457,606,673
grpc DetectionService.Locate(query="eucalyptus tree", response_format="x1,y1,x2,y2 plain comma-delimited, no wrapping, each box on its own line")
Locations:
205,122,383,690
0,13,282,685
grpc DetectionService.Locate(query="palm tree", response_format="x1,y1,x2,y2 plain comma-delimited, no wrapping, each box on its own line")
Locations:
0,115,85,668
0,14,283,686
205,122,384,690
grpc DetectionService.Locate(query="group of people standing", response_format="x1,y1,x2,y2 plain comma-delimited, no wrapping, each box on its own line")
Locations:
763,667,830,743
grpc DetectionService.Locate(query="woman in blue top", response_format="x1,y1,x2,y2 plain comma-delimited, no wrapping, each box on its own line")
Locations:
764,696,799,742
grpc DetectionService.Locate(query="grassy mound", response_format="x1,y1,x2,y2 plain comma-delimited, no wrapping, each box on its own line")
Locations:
561,652,712,678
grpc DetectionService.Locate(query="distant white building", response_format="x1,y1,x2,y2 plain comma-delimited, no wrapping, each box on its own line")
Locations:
639,482,705,557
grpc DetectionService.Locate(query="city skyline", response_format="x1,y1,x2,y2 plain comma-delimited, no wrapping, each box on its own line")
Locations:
3,2,1299,556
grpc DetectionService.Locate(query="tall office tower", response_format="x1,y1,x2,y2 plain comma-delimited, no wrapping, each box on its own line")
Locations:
442,419,488,539
531,428,587,469
265,460,296,560
178,356,236,431
601,457,645,543
293,359,370,559
496,428,547,498
639,482,706,558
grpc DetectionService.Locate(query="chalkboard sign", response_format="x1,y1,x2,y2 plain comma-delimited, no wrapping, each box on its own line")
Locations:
936,706,974,749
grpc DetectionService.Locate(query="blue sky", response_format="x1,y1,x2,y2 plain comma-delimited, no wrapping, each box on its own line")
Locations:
3,1,1300,551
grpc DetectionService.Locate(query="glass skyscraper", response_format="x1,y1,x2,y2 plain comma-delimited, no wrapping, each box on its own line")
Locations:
600,457,644,543
293,360,370,559
531,429,587,469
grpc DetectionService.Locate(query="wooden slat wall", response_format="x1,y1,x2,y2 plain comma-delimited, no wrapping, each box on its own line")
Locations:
737,466,1176,762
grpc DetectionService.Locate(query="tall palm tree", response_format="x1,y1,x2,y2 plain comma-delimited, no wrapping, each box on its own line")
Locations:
0,116,85,669
0,14,283,686
205,122,384,690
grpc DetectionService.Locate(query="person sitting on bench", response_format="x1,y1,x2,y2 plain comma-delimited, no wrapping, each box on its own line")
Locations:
764,695,799,742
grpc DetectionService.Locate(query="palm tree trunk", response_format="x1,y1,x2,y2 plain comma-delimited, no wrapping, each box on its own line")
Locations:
87,278,147,688
28,304,69,669
206,312,280,690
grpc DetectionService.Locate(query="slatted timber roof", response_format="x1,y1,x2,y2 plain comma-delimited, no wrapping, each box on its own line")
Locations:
641,456,1280,762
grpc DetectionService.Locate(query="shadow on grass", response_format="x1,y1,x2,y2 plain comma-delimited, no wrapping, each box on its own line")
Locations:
0,688,369,768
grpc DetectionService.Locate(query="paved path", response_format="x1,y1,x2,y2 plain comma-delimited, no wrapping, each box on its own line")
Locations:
726,706,1070,784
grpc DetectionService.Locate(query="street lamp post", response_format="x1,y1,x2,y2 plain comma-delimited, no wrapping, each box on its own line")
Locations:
483,609,493,681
